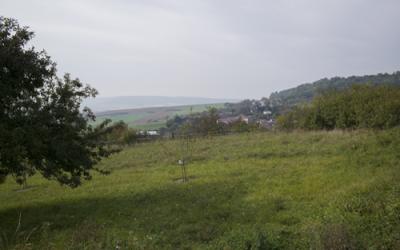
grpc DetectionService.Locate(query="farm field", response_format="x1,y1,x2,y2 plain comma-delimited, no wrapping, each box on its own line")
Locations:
93,103,225,130
1,129,400,249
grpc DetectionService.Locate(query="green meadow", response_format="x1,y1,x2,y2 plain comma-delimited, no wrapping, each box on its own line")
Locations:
1,129,400,249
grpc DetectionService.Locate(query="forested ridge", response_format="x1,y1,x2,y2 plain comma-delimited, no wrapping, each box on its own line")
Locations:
269,71,400,108
218,71,400,118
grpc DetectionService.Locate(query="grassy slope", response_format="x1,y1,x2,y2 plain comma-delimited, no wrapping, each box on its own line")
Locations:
93,103,225,130
1,130,400,249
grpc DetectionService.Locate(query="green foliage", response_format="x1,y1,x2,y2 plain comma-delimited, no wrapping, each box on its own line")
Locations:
189,107,221,136
221,99,271,119
214,228,279,250
223,119,261,133
167,107,222,136
167,107,265,137
103,120,138,145
269,72,400,112
0,17,116,187
227,120,251,133
277,85,400,130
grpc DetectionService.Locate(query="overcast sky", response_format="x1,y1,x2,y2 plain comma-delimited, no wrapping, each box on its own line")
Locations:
2,0,400,99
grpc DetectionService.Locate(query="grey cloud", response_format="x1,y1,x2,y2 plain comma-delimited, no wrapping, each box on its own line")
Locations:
2,0,399,99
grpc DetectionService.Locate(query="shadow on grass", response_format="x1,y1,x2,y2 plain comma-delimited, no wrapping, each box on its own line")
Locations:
0,179,285,248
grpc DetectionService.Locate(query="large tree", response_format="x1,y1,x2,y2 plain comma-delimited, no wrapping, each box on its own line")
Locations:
0,17,115,187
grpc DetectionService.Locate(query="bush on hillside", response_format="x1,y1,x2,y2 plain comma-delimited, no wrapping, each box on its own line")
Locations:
104,120,138,145
277,85,400,130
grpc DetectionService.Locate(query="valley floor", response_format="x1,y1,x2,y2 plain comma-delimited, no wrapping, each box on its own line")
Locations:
1,130,400,249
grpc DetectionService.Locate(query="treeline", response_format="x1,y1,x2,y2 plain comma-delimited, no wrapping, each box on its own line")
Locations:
220,99,271,117
89,84,400,144
277,85,400,130
98,120,164,145
165,107,263,137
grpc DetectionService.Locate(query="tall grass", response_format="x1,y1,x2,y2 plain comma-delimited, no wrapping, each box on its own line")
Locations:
1,129,400,249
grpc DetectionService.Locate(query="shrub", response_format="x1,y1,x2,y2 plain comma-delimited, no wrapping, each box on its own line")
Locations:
277,85,400,130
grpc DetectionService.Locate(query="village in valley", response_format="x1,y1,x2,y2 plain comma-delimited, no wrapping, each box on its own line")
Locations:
139,100,277,138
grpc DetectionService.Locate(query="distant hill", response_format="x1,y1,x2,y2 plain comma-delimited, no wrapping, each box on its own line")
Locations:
94,103,225,130
219,71,400,118
269,71,400,107
83,96,239,112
